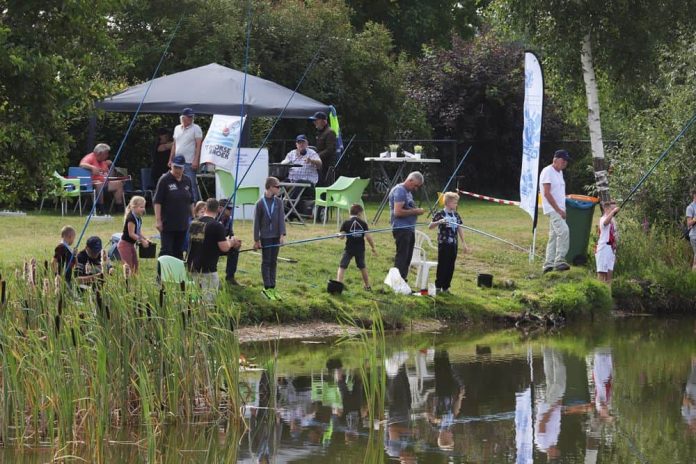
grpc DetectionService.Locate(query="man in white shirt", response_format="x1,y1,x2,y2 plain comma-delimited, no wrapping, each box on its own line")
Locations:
169,107,204,201
540,150,571,273
282,134,322,184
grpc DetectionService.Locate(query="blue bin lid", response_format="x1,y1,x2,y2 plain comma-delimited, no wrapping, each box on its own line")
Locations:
565,198,595,210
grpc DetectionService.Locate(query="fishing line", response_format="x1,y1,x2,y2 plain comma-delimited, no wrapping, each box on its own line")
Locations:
456,224,532,254
238,223,430,253
620,111,696,208
67,16,185,277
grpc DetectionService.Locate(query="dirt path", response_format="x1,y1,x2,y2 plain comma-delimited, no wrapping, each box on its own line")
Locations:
236,319,448,343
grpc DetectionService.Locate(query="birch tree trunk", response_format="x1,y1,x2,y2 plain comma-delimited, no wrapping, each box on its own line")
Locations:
581,32,611,203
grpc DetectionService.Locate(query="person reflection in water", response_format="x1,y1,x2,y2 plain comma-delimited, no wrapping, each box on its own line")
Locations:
335,367,366,443
425,350,465,452
535,348,566,461
584,348,615,464
683,357,696,435
249,370,280,463
385,361,417,463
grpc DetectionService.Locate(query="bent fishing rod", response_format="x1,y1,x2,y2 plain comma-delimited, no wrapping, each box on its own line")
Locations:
620,111,696,208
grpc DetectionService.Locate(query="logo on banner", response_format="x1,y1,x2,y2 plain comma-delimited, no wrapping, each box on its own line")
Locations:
200,115,246,171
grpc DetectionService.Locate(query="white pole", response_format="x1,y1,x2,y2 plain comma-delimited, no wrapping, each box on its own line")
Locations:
529,227,537,263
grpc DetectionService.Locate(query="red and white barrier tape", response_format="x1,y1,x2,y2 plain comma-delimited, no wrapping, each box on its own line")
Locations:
458,190,520,206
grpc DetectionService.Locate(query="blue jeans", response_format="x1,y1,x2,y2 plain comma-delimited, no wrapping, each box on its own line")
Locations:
184,163,200,202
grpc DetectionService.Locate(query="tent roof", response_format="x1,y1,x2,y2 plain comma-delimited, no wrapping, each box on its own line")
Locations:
95,63,329,118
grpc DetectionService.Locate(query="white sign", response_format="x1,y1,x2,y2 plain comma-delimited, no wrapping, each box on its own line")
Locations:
200,115,246,171
215,148,268,220
519,52,543,220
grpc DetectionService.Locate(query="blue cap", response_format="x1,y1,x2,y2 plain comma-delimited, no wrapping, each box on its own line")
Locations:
181,107,195,117
86,236,102,252
309,111,327,120
554,149,570,161
171,155,186,167
295,134,308,143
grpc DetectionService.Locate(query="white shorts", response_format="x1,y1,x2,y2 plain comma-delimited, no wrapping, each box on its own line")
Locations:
595,247,615,273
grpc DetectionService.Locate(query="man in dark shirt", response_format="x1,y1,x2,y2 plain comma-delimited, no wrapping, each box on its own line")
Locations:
310,111,337,186
154,155,194,259
187,198,241,301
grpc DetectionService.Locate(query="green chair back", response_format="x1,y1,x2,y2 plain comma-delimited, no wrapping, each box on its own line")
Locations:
215,168,260,205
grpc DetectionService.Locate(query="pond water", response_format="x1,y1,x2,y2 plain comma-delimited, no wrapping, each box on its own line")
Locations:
3,317,696,462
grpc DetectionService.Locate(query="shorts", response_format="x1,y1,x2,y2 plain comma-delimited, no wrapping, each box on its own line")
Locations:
339,249,366,270
690,236,696,255
595,247,615,273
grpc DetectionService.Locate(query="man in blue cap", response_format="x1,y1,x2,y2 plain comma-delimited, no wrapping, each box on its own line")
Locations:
169,107,203,202
310,111,337,186
540,149,571,273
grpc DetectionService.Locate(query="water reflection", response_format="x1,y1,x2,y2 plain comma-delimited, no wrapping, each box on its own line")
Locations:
5,319,694,462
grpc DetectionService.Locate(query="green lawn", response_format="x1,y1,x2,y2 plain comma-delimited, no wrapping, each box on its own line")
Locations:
0,199,611,325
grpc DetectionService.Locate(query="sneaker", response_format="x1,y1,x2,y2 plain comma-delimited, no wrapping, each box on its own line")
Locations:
226,278,244,287
542,266,554,274
554,263,570,271
271,288,282,301
363,286,372,292
262,289,275,300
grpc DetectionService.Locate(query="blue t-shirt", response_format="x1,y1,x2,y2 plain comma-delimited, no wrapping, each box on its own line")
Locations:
389,184,417,229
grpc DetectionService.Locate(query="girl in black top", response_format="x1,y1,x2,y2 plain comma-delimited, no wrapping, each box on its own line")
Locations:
117,196,150,274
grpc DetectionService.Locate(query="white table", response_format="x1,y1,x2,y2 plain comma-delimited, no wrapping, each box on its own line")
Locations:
278,181,313,225
364,157,441,224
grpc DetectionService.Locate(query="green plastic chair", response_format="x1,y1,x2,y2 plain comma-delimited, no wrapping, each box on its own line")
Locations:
39,172,82,216
215,168,260,221
314,177,369,226
313,176,358,225
157,255,195,287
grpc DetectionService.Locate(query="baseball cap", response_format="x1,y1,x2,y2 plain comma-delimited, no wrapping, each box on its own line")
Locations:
554,149,571,161
309,111,328,120
171,155,186,167
86,236,102,252
181,107,195,117
295,134,308,143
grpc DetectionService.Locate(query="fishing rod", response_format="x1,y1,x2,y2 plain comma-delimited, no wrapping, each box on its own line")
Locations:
218,45,325,223
66,16,184,277
333,134,357,169
428,145,473,216
620,111,696,208
237,223,430,253
227,0,253,229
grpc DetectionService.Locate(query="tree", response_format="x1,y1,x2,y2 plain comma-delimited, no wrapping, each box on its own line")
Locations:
491,0,695,202
346,0,487,55
407,31,567,196
0,0,121,208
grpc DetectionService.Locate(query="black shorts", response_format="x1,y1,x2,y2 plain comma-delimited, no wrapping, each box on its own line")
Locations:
339,249,366,270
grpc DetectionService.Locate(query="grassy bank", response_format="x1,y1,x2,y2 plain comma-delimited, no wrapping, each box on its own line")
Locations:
0,200,618,325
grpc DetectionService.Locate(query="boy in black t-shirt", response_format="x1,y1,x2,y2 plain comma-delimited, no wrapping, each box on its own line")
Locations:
75,236,112,285
52,225,76,284
336,204,377,290
186,198,241,302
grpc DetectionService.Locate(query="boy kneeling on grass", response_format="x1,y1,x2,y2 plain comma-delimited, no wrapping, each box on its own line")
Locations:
429,192,470,294
336,204,377,291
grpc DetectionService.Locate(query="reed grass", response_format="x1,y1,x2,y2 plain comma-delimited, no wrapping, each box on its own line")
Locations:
0,260,245,459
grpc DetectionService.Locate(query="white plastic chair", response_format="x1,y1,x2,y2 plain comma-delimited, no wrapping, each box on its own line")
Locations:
410,230,438,291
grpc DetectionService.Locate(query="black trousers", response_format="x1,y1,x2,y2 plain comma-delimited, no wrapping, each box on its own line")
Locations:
160,230,187,260
393,229,415,280
261,237,280,288
225,248,239,280
435,243,458,290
